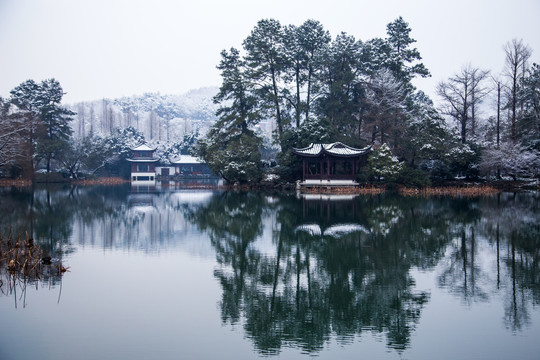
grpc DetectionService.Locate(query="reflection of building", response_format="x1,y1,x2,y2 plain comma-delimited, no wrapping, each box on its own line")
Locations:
294,193,368,239
127,144,159,182
292,142,371,186
156,155,213,179
127,144,214,184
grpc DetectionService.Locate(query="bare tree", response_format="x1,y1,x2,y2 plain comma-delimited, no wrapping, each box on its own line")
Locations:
503,39,532,143
0,98,31,175
89,105,95,137
437,64,490,144
469,67,491,138
77,102,86,139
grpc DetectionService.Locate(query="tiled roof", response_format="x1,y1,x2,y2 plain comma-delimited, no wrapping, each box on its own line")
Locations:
126,158,159,162
292,142,371,157
131,144,155,151
171,155,203,164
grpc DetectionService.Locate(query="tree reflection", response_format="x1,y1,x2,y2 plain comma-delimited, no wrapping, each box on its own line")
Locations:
189,191,540,355
0,186,78,271
184,192,264,327
482,193,540,331
448,193,540,331
0,185,538,349
189,193,466,355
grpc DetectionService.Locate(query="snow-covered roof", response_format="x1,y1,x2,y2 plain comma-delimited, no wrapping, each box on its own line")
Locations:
131,144,155,151
126,158,159,163
295,223,370,238
171,155,203,165
292,142,371,157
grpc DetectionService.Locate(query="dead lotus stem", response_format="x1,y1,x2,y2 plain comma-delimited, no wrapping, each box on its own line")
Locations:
1,231,66,282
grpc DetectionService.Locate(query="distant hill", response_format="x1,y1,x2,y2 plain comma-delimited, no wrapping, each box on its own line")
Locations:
68,87,219,141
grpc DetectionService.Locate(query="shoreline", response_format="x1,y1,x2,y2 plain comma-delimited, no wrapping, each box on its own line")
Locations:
0,177,537,196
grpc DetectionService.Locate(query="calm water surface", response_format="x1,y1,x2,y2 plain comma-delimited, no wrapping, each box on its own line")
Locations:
0,184,539,360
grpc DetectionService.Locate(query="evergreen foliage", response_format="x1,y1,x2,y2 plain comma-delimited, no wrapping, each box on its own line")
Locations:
206,17,442,183
7,79,74,176
368,143,404,182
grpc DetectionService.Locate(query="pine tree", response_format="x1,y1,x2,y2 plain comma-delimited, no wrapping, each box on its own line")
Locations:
197,48,263,183
385,16,430,84
9,79,74,174
243,19,287,143
368,143,404,182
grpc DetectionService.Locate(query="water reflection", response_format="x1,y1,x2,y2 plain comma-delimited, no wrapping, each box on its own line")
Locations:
0,186,538,355
185,191,539,355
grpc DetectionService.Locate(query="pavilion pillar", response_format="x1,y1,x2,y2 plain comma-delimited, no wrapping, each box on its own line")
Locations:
326,156,330,180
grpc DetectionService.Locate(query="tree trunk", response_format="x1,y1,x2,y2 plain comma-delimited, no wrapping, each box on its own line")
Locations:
295,67,301,128
271,67,283,141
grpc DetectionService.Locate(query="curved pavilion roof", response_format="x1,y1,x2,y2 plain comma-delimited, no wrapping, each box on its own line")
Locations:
131,144,155,152
292,142,371,158
127,143,158,162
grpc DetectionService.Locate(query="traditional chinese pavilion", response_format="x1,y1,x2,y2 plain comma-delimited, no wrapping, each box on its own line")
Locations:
292,142,371,185
127,144,159,181
157,155,213,178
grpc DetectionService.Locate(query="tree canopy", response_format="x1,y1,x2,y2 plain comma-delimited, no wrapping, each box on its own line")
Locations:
200,17,443,183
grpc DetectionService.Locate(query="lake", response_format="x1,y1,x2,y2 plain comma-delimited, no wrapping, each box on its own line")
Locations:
0,184,539,360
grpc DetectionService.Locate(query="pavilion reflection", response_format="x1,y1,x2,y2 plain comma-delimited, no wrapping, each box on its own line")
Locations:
295,193,369,239
186,192,435,355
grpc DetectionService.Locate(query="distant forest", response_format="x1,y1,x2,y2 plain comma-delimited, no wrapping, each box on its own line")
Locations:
0,17,539,185
68,88,219,141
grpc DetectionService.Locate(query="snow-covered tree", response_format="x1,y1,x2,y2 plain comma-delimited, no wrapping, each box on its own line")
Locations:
446,142,479,178
481,141,540,180
0,97,28,175
317,32,363,140
35,79,75,172
385,16,430,84
243,19,287,142
198,132,263,184
364,68,408,146
197,47,265,183
9,78,75,173
503,39,532,143
437,64,490,144
105,126,145,160
368,143,404,182
282,20,331,127
519,63,540,150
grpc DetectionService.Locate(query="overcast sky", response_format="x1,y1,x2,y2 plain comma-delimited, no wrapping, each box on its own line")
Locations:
0,0,539,104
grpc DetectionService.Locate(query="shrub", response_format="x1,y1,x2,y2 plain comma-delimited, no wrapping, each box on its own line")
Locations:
396,166,431,188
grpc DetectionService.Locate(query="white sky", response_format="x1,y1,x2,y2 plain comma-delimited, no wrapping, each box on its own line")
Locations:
0,0,539,104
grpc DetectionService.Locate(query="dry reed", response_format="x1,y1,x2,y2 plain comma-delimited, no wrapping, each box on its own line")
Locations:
72,177,128,185
398,185,500,197
0,230,67,284
0,179,32,187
